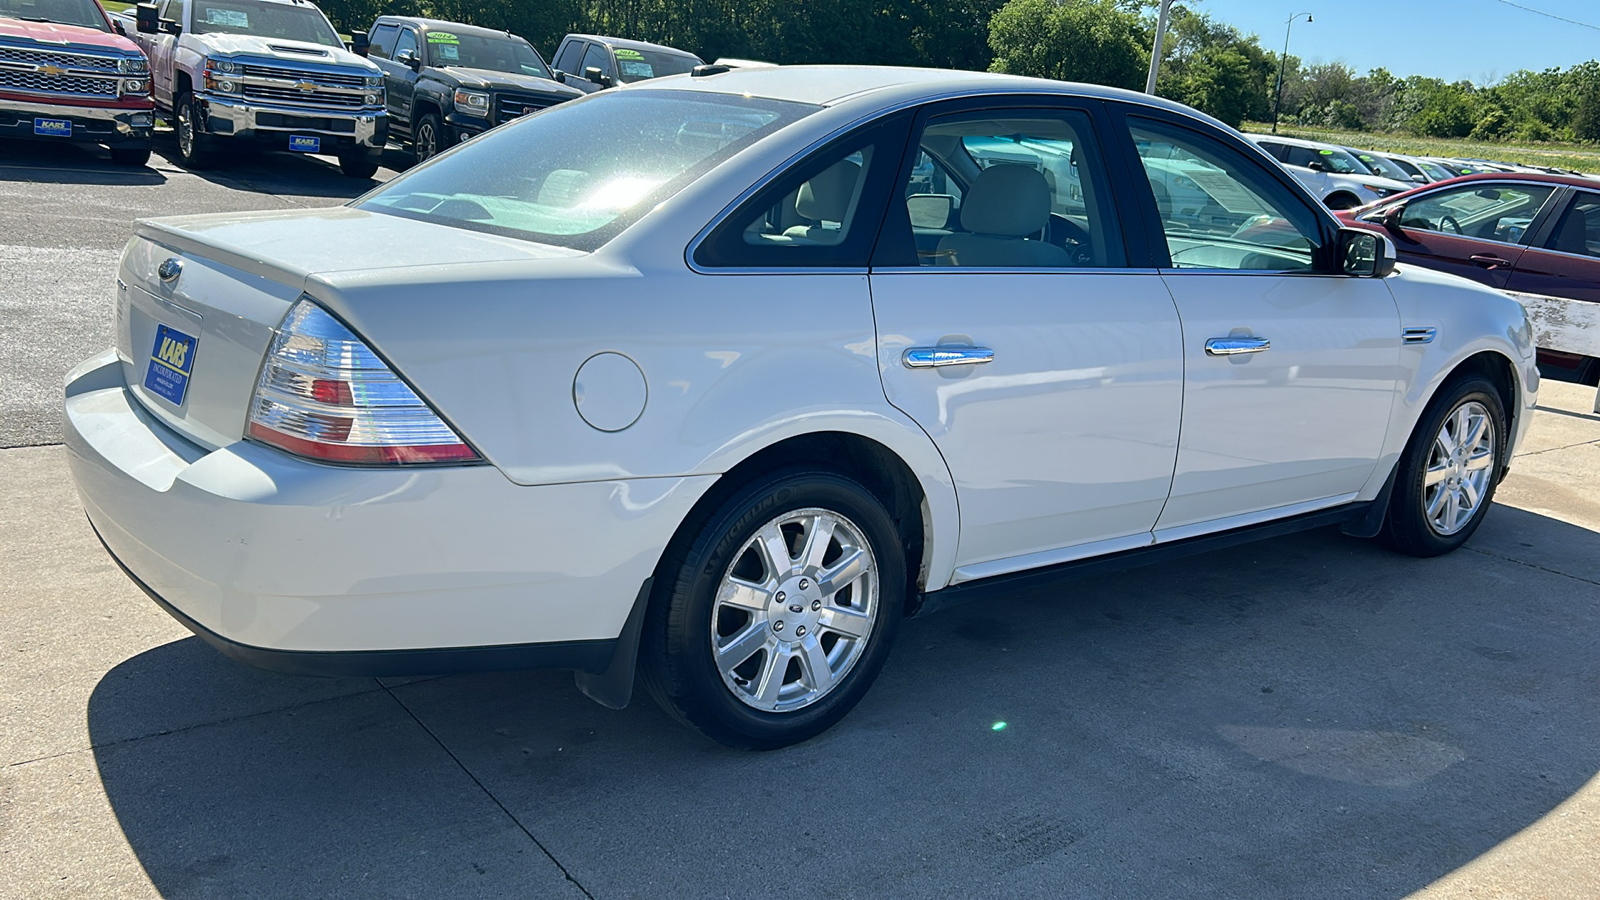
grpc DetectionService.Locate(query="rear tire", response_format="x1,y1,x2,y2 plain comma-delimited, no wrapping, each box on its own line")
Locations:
641,467,905,750
1379,375,1506,557
109,146,151,167
173,92,214,169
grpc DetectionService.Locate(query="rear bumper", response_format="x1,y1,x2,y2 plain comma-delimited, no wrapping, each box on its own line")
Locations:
196,92,387,153
64,349,710,672
0,98,153,146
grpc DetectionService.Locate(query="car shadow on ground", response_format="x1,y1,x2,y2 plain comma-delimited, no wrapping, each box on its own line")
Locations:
88,507,1600,898
0,138,166,186
143,130,413,199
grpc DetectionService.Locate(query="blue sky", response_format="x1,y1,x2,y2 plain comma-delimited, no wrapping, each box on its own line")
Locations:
1191,0,1600,84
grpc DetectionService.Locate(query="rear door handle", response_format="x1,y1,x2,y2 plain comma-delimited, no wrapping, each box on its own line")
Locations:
1470,254,1512,269
1204,337,1271,356
903,346,995,368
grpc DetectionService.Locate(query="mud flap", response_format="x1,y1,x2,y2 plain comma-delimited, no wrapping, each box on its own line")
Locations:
574,577,652,710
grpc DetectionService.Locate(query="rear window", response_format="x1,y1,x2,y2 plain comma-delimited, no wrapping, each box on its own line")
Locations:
359,90,817,251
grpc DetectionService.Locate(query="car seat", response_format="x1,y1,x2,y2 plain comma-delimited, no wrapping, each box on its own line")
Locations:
935,165,1074,267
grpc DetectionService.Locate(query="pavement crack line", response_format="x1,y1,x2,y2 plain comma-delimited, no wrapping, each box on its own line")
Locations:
378,682,597,900
1466,545,1600,586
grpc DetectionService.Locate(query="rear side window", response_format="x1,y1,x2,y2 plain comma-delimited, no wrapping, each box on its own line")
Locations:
694,115,909,269
553,40,584,74
361,91,817,251
368,23,399,59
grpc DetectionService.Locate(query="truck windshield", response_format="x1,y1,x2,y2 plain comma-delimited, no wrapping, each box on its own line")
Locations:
191,0,341,47
613,48,701,83
0,0,108,31
359,90,817,251
425,31,550,79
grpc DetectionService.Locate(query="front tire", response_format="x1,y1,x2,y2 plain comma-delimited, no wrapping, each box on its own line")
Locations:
1380,375,1506,557
413,113,442,164
173,92,214,169
642,468,906,750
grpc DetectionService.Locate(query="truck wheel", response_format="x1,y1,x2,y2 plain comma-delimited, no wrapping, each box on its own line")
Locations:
109,146,151,167
413,113,442,163
338,154,379,179
174,93,214,169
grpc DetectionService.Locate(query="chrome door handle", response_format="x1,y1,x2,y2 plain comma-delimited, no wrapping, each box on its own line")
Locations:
1204,337,1271,356
903,346,995,368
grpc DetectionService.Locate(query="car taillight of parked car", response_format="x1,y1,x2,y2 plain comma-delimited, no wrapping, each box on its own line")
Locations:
246,298,481,464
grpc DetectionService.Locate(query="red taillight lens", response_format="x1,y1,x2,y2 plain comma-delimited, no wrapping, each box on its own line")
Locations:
247,299,480,465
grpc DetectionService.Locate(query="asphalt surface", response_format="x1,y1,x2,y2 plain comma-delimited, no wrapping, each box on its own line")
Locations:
1,134,1598,899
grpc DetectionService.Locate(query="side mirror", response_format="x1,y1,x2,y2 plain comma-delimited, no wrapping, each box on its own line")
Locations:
112,18,126,35
1307,159,1328,172
550,68,565,81
583,65,612,87
397,49,420,71
349,32,370,56
135,2,158,33
159,18,181,35
1378,203,1406,230
1411,175,1427,183
1339,228,1396,277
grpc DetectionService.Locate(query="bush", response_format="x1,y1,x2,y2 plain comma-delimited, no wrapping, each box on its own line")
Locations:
987,0,1147,90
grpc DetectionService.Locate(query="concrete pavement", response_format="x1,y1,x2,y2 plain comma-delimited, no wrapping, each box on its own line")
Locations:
2,382,1596,898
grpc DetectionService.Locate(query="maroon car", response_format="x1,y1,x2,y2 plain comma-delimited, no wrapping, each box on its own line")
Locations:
1338,172,1600,383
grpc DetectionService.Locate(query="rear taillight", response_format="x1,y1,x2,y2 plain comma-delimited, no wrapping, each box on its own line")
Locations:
247,298,480,465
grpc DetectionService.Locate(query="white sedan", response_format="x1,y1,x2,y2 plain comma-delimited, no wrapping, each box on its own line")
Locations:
66,66,1537,749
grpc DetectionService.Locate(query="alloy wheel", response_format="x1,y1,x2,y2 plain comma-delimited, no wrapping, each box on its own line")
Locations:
416,122,437,162
1423,400,1496,536
711,508,879,713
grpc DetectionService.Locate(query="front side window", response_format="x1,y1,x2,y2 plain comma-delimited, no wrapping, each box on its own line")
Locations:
580,43,612,79
1375,182,1556,244
897,109,1124,268
191,0,340,47
361,91,817,251
553,41,583,74
1543,191,1600,258
391,27,418,63
1132,119,1323,272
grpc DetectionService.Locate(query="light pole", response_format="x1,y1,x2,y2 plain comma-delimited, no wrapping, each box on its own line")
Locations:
1145,0,1173,94
1271,12,1312,134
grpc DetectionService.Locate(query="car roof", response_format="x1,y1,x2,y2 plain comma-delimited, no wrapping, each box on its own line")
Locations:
624,64,1220,119
375,16,526,41
1419,171,1600,190
1247,135,1340,150
563,34,700,58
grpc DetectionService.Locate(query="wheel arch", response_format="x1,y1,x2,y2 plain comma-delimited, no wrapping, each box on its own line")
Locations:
1324,190,1362,210
655,431,944,616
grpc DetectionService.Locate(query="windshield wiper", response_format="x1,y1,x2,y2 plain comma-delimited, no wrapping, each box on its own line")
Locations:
5,15,57,22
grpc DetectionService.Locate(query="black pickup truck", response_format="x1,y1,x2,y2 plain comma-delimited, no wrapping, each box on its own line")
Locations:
360,16,581,161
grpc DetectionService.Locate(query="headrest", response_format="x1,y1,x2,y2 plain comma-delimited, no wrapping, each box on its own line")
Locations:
961,165,1051,237
795,159,861,222
1553,207,1590,256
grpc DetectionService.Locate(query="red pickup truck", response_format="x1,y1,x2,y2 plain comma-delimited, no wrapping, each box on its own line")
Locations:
0,0,154,165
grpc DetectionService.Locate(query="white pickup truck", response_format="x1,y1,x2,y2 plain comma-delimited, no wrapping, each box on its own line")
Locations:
116,0,386,176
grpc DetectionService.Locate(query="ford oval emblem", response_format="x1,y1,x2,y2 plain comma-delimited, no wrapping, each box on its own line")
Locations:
158,258,182,282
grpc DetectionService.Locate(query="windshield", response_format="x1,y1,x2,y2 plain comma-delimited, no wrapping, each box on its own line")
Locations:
613,47,701,83
0,0,107,30
191,0,341,47
1354,151,1411,182
425,30,550,78
359,90,817,250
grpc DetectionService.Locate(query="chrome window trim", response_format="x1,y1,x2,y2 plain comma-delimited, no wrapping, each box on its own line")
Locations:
683,264,870,276
1517,244,1600,265
685,87,1231,274
869,266,1159,276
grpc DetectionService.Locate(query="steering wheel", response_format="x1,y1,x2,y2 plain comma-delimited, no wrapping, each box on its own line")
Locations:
1048,214,1095,265
1439,215,1463,235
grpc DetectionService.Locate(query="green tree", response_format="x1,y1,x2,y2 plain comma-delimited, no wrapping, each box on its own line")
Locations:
987,0,1147,90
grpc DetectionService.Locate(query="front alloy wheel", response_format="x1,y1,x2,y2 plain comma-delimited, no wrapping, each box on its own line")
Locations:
174,93,212,169
642,468,905,749
414,113,441,163
1381,375,1506,557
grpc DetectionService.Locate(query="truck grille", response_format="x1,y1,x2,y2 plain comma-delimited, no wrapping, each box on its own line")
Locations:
0,69,117,96
0,44,120,73
0,43,123,98
493,92,554,124
234,62,371,113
